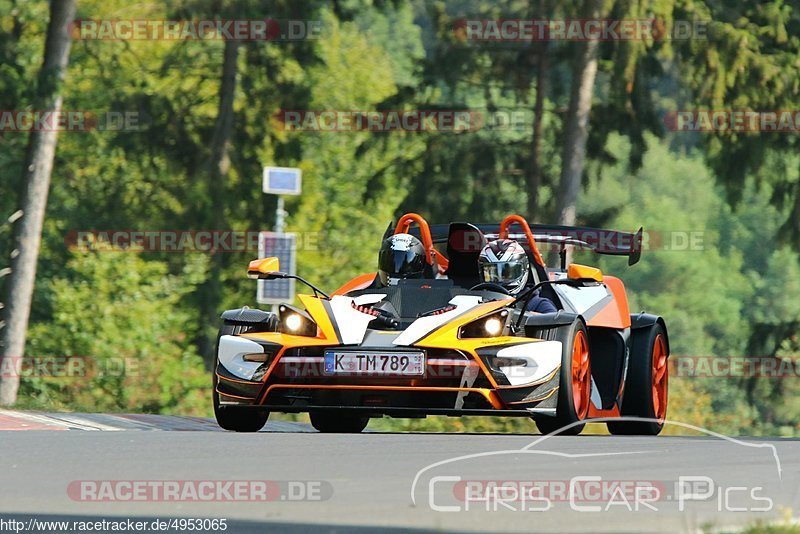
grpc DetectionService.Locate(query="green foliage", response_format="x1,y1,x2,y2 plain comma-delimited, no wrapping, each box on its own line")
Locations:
23,250,210,415
580,133,800,435
289,10,426,290
742,522,800,534
584,134,751,356
671,0,800,240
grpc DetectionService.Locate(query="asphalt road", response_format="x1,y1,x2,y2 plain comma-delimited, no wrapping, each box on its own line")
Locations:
0,413,798,533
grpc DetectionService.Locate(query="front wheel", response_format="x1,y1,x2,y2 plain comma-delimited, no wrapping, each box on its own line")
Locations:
309,411,369,433
607,322,668,436
535,319,591,436
213,322,269,432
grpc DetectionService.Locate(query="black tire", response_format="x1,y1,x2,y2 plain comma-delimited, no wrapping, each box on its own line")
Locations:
213,322,269,432
607,322,668,436
535,319,591,436
309,411,369,433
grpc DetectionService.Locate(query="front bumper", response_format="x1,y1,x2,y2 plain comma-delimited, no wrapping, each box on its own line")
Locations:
215,335,561,417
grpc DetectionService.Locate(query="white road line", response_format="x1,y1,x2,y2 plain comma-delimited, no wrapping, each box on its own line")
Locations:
0,410,317,432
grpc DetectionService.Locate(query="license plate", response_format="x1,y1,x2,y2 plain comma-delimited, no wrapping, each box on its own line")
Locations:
324,351,425,376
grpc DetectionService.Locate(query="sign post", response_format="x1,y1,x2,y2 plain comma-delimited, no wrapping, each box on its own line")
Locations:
260,166,302,309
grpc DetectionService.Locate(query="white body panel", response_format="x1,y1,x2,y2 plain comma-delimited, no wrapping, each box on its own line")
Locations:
217,335,265,380
392,295,483,346
555,284,611,314
328,295,378,345
495,341,562,386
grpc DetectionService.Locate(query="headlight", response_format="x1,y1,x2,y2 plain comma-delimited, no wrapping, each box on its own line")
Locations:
284,313,304,331
278,304,318,337
484,317,504,336
458,310,509,338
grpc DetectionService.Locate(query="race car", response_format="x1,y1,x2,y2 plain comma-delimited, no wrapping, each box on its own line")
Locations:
213,213,669,435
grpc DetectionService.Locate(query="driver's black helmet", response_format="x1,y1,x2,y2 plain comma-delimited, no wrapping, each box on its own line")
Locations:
378,233,426,285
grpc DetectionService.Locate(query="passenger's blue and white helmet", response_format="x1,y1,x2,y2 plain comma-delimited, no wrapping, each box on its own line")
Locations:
478,239,530,294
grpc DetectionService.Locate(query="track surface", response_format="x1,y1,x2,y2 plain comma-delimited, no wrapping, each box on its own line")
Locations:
0,411,798,533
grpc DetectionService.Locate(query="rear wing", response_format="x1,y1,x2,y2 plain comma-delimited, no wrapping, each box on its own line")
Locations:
393,222,643,266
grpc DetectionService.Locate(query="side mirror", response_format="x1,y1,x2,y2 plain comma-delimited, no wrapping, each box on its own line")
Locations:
567,263,603,283
247,257,286,279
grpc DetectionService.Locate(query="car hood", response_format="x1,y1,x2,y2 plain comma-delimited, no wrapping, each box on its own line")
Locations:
298,293,513,347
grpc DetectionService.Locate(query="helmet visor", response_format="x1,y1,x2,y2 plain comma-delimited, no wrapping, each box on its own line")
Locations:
481,261,526,284
379,248,425,279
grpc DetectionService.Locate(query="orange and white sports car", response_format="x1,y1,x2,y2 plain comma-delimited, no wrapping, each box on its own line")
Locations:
213,213,669,435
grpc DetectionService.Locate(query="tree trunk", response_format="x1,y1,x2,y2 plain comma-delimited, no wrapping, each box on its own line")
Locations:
0,0,77,406
526,0,549,221
554,0,602,228
200,39,239,364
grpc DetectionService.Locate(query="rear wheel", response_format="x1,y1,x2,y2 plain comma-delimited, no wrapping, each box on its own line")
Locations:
607,322,668,436
213,322,270,432
309,411,369,433
535,319,591,436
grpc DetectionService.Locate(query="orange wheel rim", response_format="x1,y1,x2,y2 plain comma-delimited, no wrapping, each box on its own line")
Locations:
651,334,668,422
571,330,590,419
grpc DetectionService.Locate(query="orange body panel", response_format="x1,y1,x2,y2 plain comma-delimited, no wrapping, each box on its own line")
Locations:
567,263,603,282
588,404,621,418
248,257,280,275
585,276,631,329
332,272,378,296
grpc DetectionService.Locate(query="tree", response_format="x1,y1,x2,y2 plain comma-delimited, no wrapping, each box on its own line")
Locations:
199,38,240,362
554,0,603,228
0,0,76,406
289,9,426,291
670,0,800,240
525,0,550,219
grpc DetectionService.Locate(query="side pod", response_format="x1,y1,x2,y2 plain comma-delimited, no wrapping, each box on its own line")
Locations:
524,311,579,337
